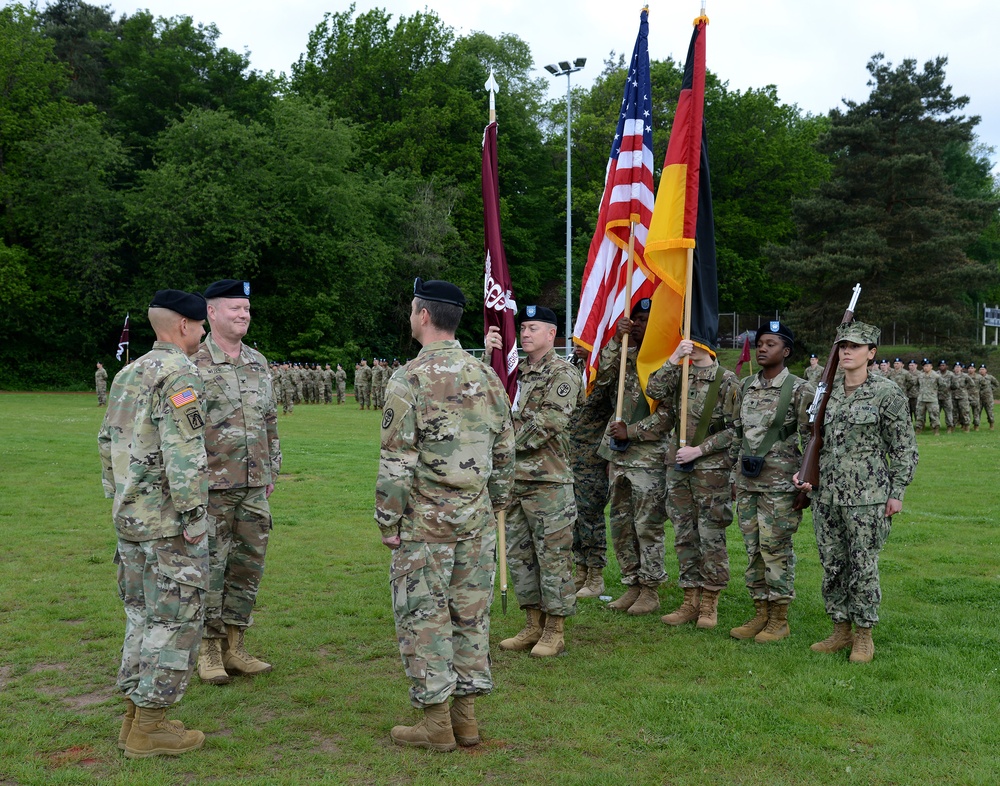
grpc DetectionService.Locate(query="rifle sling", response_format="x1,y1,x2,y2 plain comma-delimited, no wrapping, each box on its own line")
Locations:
740,374,797,459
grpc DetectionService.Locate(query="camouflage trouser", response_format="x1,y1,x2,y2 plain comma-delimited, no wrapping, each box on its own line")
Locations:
116,534,207,708
372,385,383,409
938,395,954,428
812,500,890,627
915,399,939,431
665,466,733,592
294,383,303,404
282,385,295,414
336,383,346,404
391,531,496,708
608,464,668,587
971,395,981,426
505,480,577,617
954,397,971,427
981,395,995,426
735,489,800,603
571,457,609,569
324,383,333,404
908,397,917,421
97,384,107,405
357,384,370,408
204,486,272,638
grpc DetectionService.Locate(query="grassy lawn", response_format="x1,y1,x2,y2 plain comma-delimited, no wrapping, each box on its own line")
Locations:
0,391,998,785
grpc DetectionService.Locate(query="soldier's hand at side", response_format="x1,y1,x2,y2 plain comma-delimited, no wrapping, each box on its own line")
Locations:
382,534,401,549
608,420,628,440
675,445,701,464
885,498,902,518
182,506,208,544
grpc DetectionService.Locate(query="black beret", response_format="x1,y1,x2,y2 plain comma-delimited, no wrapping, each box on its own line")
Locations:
755,320,795,346
413,277,465,307
938,360,947,365
149,289,207,320
520,305,558,326
809,353,817,359
922,358,931,365
634,298,652,314
204,279,251,299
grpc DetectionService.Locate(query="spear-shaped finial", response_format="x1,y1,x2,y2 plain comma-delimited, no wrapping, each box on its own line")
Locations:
485,68,499,123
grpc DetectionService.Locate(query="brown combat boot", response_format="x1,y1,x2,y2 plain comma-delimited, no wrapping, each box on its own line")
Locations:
530,615,566,658
390,703,456,752
197,637,231,685
449,696,479,746
810,621,854,653
607,585,641,611
573,565,587,593
499,608,545,651
849,626,875,663
627,585,660,616
118,699,185,750
576,567,605,599
696,589,721,630
124,706,205,759
223,625,272,675
754,602,790,643
661,587,701,626
730,600,769,640
933,426,940,435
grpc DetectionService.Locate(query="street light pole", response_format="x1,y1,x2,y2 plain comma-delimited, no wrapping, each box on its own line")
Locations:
545,57,586,357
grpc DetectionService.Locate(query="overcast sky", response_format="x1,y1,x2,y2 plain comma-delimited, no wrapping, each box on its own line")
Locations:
94,0,999,172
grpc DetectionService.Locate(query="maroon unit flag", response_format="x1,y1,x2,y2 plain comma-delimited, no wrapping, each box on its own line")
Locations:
735,333,751,376
115,313,130,361
482,120,518,401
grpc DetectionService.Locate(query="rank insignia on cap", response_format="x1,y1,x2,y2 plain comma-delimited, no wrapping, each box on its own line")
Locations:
526,305,536,318
243,281,251,296
770,321,780,331
169,388,197,408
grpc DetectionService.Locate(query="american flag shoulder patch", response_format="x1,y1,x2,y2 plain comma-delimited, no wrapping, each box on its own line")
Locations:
169,387,197,408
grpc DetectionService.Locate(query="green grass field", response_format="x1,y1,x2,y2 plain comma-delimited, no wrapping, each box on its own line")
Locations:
1,392,998,786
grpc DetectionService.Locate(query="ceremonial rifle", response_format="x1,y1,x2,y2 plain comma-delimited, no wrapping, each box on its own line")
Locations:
794,284,861,509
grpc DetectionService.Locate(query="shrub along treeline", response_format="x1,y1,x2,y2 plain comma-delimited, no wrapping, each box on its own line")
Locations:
1,1,997,388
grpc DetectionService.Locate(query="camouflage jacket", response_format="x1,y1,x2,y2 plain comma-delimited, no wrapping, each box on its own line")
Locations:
193,333,281,490
335,368,347,386
375,340,514,542
888,368,913,397
646,359,739,471
916,370,940,402
980,373,999,401
355,364,372,386
98,342,208,541
816,372,918,505
936,370,953,397
569,377,613,474
95,367,108,388
371,365,385,388
951,372,974,402
595,337,673,468
512,348,579,483
731,367,814,493
803,364,825,386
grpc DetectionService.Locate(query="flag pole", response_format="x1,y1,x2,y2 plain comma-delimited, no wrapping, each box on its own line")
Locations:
678,247,695,448
613,226,637,424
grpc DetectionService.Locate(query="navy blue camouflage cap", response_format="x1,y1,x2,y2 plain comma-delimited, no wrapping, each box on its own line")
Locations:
520,305,558,326
204,279,251,299
149,289,207,320
413,277,465,307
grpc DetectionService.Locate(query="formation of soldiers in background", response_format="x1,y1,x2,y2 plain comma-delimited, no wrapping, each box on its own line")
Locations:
805,354,998,434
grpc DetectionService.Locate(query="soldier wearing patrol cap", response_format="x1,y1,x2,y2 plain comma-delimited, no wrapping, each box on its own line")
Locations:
485,304,580,657
795,321,918,664
98,289,211,757
730,321,814,643
193,279,281,684
804,354,824,386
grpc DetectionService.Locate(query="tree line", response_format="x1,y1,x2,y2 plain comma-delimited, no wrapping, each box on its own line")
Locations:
1,1,997,388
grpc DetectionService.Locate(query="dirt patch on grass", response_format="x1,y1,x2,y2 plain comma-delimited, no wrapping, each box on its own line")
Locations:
47,745,102,768
63,687,115,709
30,662,69,673
311,732,344,754
0,665,11,691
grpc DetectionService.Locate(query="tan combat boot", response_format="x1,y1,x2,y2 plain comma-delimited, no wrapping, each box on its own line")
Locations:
449,696,479,746
810,621,854,653
573,565,587,593
530,615,566,658
849,626,875,663
223,625,272,675
118,698,185,750
661,587,701,626
499,608,545,651
933,426,940,435
627,585,660,615
576,567,605,599
607,585,641,611
754,602,790,643
730,600,769,640
124,706,205,759
197,637,231,685
390,703,457,752
696,589,721,630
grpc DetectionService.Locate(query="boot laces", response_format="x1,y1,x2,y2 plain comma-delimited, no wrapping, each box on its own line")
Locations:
205,641,225,669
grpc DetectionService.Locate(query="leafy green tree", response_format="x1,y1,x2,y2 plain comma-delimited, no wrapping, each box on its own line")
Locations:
39,0,119,111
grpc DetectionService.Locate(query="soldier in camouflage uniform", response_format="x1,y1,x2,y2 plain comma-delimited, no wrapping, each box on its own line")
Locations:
966,363,981,429
936,360,955,432
95,361,108,405
597,301,674,617
647,336,739,630
978,365,997,429
914,359,941,434
356,359,372,410
372,359,386,409
281,364,296,415
98,289,210,758
568,346,612,599
730,321,814,643
322,364,334,404
193,280,281,685
381,359,392,404
376,278,514,751
905,360,919,421
795,321,918,663
335,363,347,404
485,305,579,657
952,362,973,431
804,354,824,386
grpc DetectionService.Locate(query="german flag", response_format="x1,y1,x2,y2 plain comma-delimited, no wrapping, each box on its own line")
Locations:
637,15,718,390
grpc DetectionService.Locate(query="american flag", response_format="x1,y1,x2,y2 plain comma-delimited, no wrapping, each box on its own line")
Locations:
573,6,657,390
169,388,197,408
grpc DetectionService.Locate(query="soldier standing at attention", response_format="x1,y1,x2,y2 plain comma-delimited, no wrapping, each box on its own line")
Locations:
193,280,281,685
795,321,917,663
952,362,973,432
905,360,919,421
914,359,941,435
335,363,347,404
356,359,372,410
803,354,824,386
647,336,739,630
95,362,108,406
979,365,997,429
936,360,955,433
98,289,210,758
730,322,813,643
597,300,674,617
966,363,982,430
485,305,580,656
376,278,514,751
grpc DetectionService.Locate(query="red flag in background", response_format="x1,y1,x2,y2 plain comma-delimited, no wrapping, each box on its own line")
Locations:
115,313,129,361
735,333,751,376
482,120,518,401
